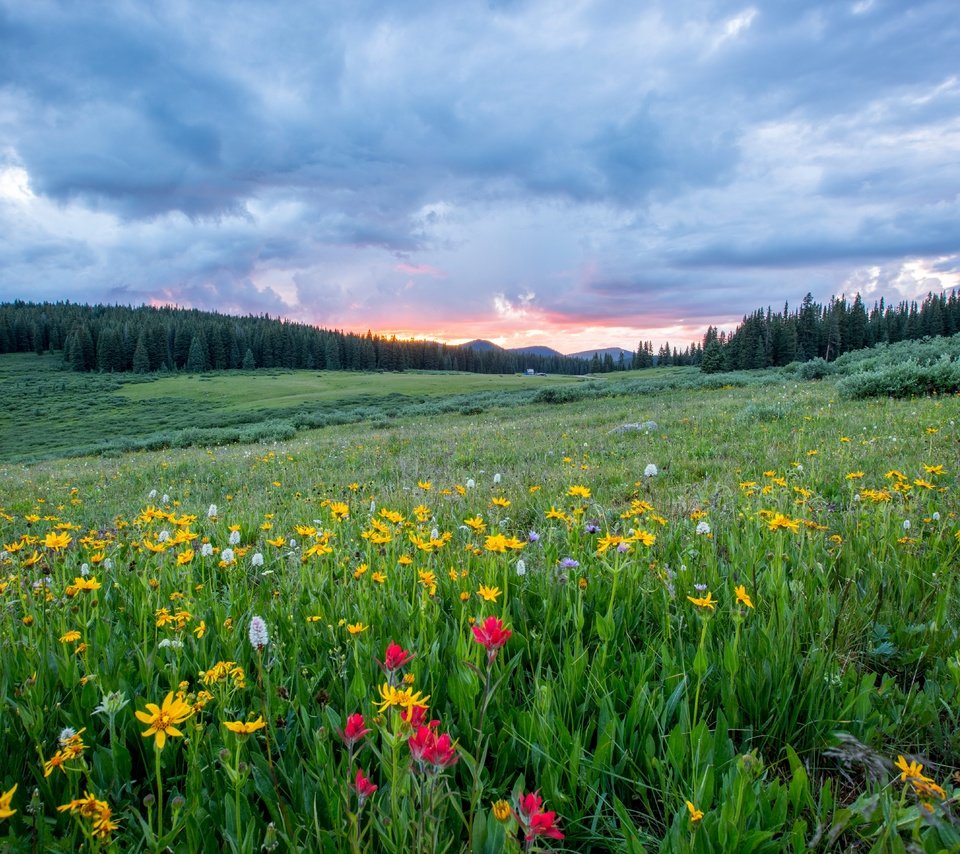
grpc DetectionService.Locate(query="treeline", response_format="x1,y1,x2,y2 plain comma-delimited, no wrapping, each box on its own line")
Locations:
701,290,960,373
0,302,594,375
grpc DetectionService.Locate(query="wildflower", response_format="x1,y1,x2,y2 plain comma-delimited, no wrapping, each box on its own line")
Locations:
417,480,432,491
176,549,194,565
516,559,527,577
528,530,540,542
60,630,82,643
558,557,579,569
372,571,387,584
44,531,72,551
207,505,218,519
686,800,704,824
418,570,437,596
471,616,512,663
375,683,430,714
0,784,16,819
382,641,414,673
734,585,754,609
354,769,378,802
339,713,371,747
687,591,716,610
516,791,564,841
477,584,501,603
223,716,266,735
248,616,269,650
767,513,800,533
924,464,945,476
490,496,511,508
696,521,711,536
493,473,502,484
567,485,591,499
492,799,511,822
644,464,658,477
200,543,214,557
895,755,926,782
347,623,368,635
193,620,206,639
135,691,193,750
408,724,459,771
902,520,911,531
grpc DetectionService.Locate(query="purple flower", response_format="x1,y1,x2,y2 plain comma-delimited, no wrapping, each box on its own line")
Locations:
528,530,541,543
559,557,579,569
585,523,600,534
694,582,708,592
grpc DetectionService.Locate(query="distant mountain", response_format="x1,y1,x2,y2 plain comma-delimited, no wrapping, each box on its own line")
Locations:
510,345,565,358
567,347,635,362
459,339,503,352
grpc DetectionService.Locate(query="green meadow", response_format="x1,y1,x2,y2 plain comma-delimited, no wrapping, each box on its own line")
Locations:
0,355,958,851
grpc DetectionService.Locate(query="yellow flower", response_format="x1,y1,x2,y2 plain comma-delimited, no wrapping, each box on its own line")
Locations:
686,800,704,824
477,584,501,603
687,592,716,610
347,622,368,635
372,571,387,584
463,515,487,533
766,513,800,533
223,716,266,735
566,485,591,499
0,784,16,820
193,620,206,639
894,755,926,782
459,591,470,601
492,799,511,822
417,480,432,491
267,536,286,547
375,683,431,714
923,464,945,476
329,502,350,521
484,534,509,553
44,531,72,551
177,549,194,565
60,630,82,643
490,496,511,508
73,576,102,591
734,585,754,609
135,691,194,750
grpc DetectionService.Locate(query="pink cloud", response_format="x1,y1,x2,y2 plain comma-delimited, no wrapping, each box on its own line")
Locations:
394,262,446,277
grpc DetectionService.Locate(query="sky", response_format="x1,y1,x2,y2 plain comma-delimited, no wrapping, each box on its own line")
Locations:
1,0,959,353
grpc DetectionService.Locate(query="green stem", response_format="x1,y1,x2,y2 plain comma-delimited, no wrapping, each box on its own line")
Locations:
155,745,163,845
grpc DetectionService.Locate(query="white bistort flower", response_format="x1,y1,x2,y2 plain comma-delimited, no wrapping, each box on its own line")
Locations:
207,504,218,519
644,464,658,478
696,521,711,536
251,552,264,567
229,529,241,545
516,559,527,577
200,543,214,557
249,615,269,650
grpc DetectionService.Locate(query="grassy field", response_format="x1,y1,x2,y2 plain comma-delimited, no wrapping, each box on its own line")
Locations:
0,365,958,851
0,354,599,462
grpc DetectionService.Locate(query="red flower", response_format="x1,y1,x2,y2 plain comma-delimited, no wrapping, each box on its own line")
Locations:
383,641,414,672
354,768,378,801
516,791,544,821
527,810,564,841
400,704,431,729
471,616,512,662
339,713,371,747
408,725,458,772
516,791,564,842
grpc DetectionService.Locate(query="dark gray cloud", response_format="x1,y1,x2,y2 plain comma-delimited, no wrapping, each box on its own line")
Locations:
1,0,958,347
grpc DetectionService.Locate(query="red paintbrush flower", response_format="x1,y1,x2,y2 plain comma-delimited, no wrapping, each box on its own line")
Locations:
383,641,414,672
408,725,458,772
470,616,512,663
354,768,378,802
338,713,371,747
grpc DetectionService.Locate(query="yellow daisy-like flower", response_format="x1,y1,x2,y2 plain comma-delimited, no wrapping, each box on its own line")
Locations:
734,585,754,609
193,620,206,639
176,549,194,565
372,571,387,584
766,513,800,533
686,800,704,824
687,592,716,610
135,691,193,750
374,683,430,714
59,630,82,643
566,485,591,499
223,716,266,735
0,783,16,820
44,531,72,551
477,584,501,603
492,799,511,822
347,622,368,635
894,755,926,782
490,496,511,508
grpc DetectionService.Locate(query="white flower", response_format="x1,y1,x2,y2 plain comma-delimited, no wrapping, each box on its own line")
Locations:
902,519,911,531
369,500,376,514
466,478,476,489
207,504,218,519
58,727,77,745
220,548,235,563
431,527,439,540
103,558,113,570
289,538,297,548
696,521,711,536
148,489,157,500
80,562,90,576
493,473,502,484
249,615,269,649
251,552,264,567
162,494,170,504
853,493,861,502
158,638,184,650
229,529,241,545
932,511,941,521
200,543,214,557
644,464,658,478
158,530,171,543
515,559,526,577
